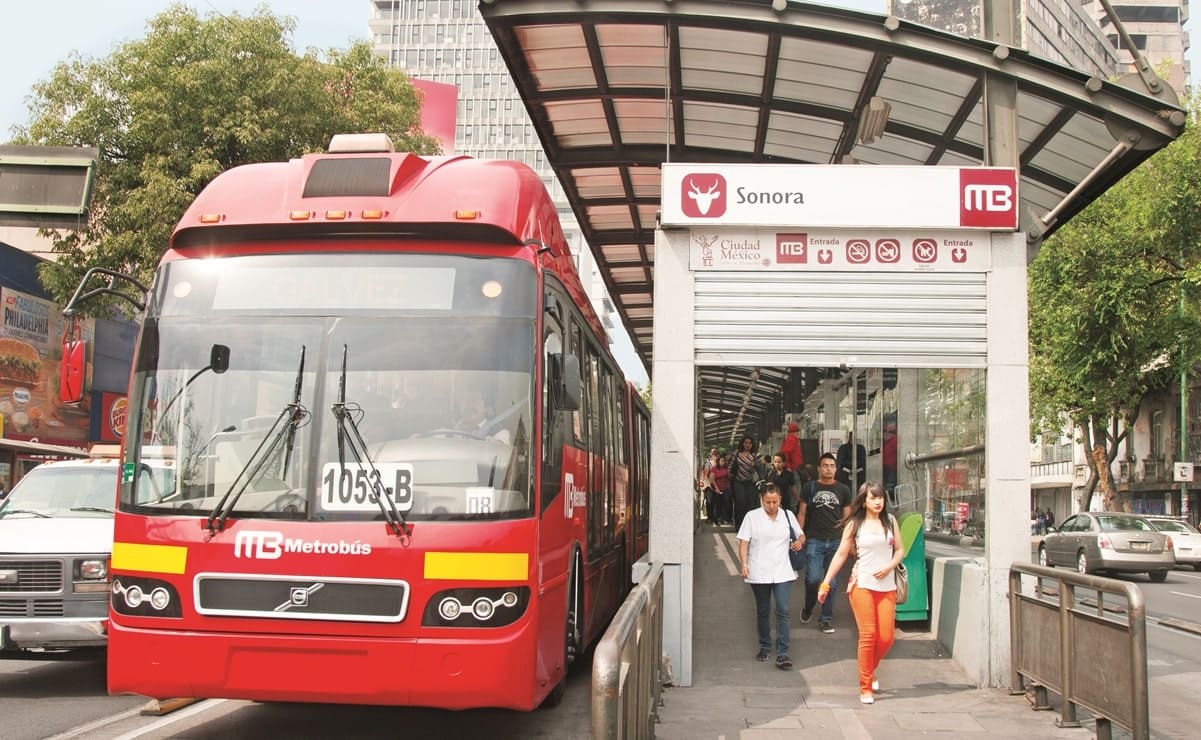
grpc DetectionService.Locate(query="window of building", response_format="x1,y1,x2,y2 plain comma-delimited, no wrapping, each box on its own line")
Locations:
1115,6,1180,23
1151,410,1165,460
1107,33,1148,50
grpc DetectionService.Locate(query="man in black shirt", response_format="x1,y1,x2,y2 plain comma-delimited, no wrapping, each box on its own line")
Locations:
762,453,800,514
836,431,867,491
797,452,852,633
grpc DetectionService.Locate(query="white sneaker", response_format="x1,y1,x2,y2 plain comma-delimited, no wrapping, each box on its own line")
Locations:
871,679,879,691
859,693,874,705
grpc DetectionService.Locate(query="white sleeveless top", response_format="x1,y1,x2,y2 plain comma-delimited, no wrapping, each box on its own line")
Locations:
854,516,897,592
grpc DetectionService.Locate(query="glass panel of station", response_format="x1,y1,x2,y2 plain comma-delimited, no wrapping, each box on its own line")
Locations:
696,366,986,548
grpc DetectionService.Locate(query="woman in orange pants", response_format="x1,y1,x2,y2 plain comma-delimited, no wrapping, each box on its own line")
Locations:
817,481,903,704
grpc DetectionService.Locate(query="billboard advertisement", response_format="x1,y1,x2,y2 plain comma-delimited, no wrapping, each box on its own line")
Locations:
0,286,92,446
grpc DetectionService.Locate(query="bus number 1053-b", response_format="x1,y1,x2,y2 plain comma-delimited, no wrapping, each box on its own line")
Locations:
320,462,414,511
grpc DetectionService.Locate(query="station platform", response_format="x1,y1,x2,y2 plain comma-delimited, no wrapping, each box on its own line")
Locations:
652,523,1094,739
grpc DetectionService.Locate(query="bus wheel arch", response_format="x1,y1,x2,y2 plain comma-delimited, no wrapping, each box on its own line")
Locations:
565,545,584,667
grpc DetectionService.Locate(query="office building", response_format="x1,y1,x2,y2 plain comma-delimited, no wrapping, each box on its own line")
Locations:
1086,0,1190,96
889,0,1120,79
367,0,626,346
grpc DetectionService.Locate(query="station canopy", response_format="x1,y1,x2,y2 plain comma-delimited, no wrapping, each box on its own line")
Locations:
480,0,1185,443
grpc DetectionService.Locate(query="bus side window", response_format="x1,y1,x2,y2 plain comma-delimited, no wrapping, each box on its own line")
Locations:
541,305,564,514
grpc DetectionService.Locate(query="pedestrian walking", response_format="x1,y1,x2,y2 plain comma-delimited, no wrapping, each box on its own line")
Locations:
730,435,762,531
712,455,733,525
779,421,804,473
737,483,805,670
797,453,852,634
763,453,800,515
817,481,904,705
699,448,719,522
836,431,867,491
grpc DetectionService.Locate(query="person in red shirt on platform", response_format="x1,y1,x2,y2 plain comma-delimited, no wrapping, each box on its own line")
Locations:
780,422,804,473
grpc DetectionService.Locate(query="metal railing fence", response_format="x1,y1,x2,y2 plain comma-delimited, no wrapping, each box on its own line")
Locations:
592,561,664,740
1008,562,1149,740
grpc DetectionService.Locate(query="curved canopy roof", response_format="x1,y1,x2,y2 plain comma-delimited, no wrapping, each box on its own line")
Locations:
481,0,1184,368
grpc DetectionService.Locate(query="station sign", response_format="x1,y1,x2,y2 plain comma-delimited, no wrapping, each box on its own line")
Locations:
662,163,1018,231
688,228,990,271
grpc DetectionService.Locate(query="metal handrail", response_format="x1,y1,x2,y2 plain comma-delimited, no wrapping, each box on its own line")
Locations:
1008,562,1148,740
592,561,664,740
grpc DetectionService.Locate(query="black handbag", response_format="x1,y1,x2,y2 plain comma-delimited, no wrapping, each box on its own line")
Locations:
786,511,806,571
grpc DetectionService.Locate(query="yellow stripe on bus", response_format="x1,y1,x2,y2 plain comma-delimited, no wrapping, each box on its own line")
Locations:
424,552,529,581
111,542,188,575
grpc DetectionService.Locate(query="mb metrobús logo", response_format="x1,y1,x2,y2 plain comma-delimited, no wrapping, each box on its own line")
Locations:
776,233,807,264
681,174,726,217
959,168,1017,229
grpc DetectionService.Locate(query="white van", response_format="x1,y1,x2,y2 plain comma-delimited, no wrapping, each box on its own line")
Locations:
0,456,120,654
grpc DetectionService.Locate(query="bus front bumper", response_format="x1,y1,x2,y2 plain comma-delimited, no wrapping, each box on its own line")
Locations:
107,617,553,710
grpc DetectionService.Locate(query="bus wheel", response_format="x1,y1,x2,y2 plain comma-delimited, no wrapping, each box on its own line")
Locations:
540,678,566,709
565,553,583,667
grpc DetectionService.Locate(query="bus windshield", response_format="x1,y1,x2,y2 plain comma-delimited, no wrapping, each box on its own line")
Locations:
123,251,537,522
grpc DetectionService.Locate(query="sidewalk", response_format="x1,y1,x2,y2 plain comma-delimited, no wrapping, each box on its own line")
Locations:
652,524,1095,739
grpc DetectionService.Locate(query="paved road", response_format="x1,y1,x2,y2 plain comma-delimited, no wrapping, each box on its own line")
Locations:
0,651,144,740
0,649,593,740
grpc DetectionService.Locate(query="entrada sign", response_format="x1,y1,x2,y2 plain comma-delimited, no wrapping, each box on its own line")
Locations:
662,163,1018,231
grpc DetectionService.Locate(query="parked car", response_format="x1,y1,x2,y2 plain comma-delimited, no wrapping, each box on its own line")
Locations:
1038,512,1174,582
0,455,119,655
1142,516,1201,571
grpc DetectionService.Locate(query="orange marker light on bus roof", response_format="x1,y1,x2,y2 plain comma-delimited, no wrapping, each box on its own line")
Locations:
199,214,222,223
455,210,481,220
325,210,347,220
362,209,384,219
289,210,313,221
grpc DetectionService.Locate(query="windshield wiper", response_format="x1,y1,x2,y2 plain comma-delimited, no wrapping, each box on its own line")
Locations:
69,506,114,514
206,346,309,536
0,508,52,519
331,344,410,540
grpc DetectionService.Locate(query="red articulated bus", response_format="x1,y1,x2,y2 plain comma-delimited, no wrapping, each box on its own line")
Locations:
65,134,651,710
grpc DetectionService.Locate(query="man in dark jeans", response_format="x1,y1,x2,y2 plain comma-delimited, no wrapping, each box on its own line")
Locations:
797,453,852,634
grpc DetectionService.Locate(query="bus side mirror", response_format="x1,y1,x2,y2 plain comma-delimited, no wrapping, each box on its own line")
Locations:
60,318,86,404
550,353,581,411
210,344,230,374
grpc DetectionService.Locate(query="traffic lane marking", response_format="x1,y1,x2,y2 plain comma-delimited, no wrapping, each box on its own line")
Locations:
1169,591,1201,599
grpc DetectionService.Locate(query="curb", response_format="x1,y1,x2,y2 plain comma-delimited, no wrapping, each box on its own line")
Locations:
1158,617,1201,636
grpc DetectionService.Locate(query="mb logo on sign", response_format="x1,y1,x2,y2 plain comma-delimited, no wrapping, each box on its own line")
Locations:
776,233,807,263
959,168,1017,229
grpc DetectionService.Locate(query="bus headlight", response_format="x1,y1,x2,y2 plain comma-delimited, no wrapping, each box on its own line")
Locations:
439,597,462,620
111,576,182,618
471,597,495,621
423,587,529,628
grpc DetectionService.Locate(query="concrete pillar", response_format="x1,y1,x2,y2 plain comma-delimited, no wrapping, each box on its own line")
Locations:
649,228,695,686
897,370,921,506
984,230,1031,688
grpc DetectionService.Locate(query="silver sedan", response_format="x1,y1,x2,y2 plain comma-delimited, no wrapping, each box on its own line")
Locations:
1039,512,1174,582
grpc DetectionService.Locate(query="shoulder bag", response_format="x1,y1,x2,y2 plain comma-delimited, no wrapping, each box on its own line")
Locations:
891,514,909,604
785,511,806,571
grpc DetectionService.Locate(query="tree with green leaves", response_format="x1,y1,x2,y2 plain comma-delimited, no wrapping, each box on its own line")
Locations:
1029,97,1201,511
13,4,439,308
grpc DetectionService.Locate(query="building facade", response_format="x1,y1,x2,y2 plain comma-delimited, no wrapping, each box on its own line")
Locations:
1086,0,1190,96
367,0,627,349
889,0,1120,79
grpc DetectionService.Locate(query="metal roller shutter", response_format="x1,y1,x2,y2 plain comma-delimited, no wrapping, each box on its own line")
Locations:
693,271,987,368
